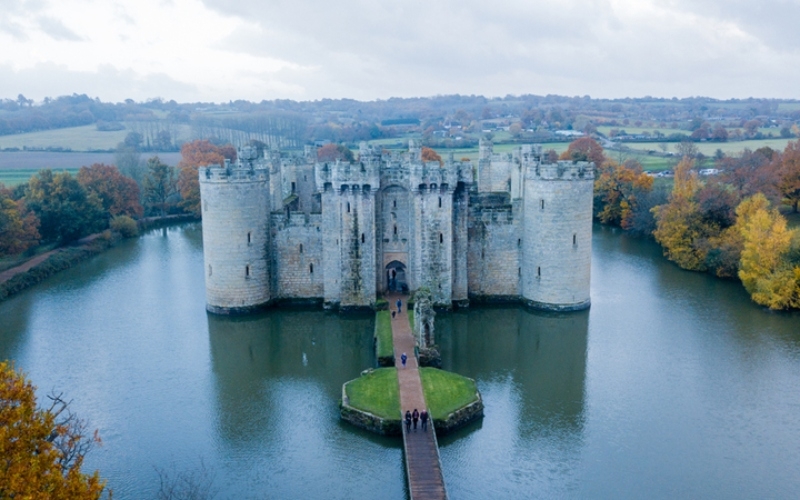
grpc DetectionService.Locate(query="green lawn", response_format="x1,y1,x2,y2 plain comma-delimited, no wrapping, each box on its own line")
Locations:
375,310,393,359
345,368,400,420
420,367,479,421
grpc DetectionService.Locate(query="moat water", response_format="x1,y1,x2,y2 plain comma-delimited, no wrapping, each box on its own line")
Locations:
1,223,799,499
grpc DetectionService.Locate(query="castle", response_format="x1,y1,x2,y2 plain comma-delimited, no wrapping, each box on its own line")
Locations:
198,140,594,313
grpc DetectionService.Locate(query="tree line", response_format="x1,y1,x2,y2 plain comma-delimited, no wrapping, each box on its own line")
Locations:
582,136,800,309
0,139,236,258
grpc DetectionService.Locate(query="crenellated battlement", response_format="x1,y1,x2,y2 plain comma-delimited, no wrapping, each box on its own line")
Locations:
527,161,594,181
200,141,593,313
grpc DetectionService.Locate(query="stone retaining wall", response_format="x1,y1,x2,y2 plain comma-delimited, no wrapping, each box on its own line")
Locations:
339,385,402,436
433,392,485,434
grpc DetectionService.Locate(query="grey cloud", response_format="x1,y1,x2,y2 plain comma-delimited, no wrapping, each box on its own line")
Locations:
0,63,198,102
37,16,83,41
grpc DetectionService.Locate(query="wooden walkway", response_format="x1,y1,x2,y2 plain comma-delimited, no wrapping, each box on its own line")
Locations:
387,293,448,500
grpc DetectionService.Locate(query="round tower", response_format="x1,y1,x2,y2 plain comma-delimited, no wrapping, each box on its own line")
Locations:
521,160,594,311
199,158,271,314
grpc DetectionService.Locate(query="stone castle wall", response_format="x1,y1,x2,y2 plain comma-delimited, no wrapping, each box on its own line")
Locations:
199,143,594,313
199,165,272,313
521,161,594,310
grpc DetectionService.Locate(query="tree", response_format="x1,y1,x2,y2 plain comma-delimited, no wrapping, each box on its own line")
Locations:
77,164,143,219
0,185,40,256
675,140,699,160
0,361,107,499
735,194,800,309
421,146,443,165
143,157,177,217
176,140,234,217
115,145,145,188
777,140,800,212
559,137,605,165
25,170,105,244
652,159,708,270
593,159,653,228
317,144,354,162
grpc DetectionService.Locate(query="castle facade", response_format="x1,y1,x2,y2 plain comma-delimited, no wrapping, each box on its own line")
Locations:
199,140,594,313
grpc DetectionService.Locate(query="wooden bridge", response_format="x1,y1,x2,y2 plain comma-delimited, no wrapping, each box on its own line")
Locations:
388,293,448,500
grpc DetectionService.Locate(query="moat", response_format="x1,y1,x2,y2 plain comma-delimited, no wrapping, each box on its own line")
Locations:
1,223,799,499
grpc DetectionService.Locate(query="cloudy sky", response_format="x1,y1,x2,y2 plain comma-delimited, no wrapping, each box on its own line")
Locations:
2,0,800,103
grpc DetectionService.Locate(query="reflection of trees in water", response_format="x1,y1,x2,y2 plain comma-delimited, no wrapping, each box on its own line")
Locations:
437,307,588,434
207,310,374,444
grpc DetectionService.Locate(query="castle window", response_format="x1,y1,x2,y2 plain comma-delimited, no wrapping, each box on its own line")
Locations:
299,244,303,254
518,238,521,247
208,265,212,277
310,263,314,274
247,232,251,245
537,266,541,278
393,200,397,208
347,202,351,213
481,250,485,259
291,181,296,193
304,175,307,181
361,233,365,244
438,197,442,208
439,233,443,244
393,225,397,235
540,199,545,210
246,265,251,279
573,233,577,246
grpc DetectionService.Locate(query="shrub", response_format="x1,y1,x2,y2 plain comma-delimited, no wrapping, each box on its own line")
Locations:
110,215,138,238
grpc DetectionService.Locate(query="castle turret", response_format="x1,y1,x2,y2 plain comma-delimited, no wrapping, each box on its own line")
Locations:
199,154,272,314
521,160,594,311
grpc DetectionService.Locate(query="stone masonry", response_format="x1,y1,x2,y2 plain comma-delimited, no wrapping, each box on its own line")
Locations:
199,140,594,313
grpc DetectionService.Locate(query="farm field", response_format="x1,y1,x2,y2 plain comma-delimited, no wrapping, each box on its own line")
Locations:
0,151,183,186
0,123,192,151
627,138,794,156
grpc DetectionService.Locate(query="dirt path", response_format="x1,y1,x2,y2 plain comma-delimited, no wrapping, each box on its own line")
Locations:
0,249,59,285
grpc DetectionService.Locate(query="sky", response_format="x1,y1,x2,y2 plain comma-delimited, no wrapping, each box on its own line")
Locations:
2,0,800,103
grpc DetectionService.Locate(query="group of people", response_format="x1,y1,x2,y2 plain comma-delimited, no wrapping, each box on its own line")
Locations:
404,408,429,432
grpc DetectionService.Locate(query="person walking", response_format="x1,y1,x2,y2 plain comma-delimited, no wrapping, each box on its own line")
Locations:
420,409,429,431
400,352,407,367
405,410,412,432
412,409,419,430
396,298,402,314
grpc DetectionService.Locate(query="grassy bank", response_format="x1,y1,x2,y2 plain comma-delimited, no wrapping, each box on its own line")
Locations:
420,367,479,421
344,368,400,420
375,310,393,360
0,233,120,301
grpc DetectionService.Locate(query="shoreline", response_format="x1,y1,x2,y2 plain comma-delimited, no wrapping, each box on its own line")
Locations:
0,214,198,302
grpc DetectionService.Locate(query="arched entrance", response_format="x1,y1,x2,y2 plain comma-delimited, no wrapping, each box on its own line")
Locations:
386,261,407,293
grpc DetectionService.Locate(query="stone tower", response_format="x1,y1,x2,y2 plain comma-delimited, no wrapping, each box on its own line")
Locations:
521,160,594,311
199,148,272,314
316,158,380,310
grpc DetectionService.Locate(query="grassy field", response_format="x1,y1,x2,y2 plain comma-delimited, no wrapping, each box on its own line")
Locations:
375,310,393,359
627,139,794,156
0,151,183,187
0,124,192,151
420,367,479,421
345,368,400,419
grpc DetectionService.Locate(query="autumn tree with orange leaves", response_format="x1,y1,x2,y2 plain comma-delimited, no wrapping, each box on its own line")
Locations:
593,159,653,229
77,164,143,219
777,140,800,213
177,140,236,216
0,361,107,499
0,184,40,256
560,137,606,165
421,146,443,165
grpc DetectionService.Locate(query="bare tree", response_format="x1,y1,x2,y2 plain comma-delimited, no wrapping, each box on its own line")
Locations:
155,460,217,500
